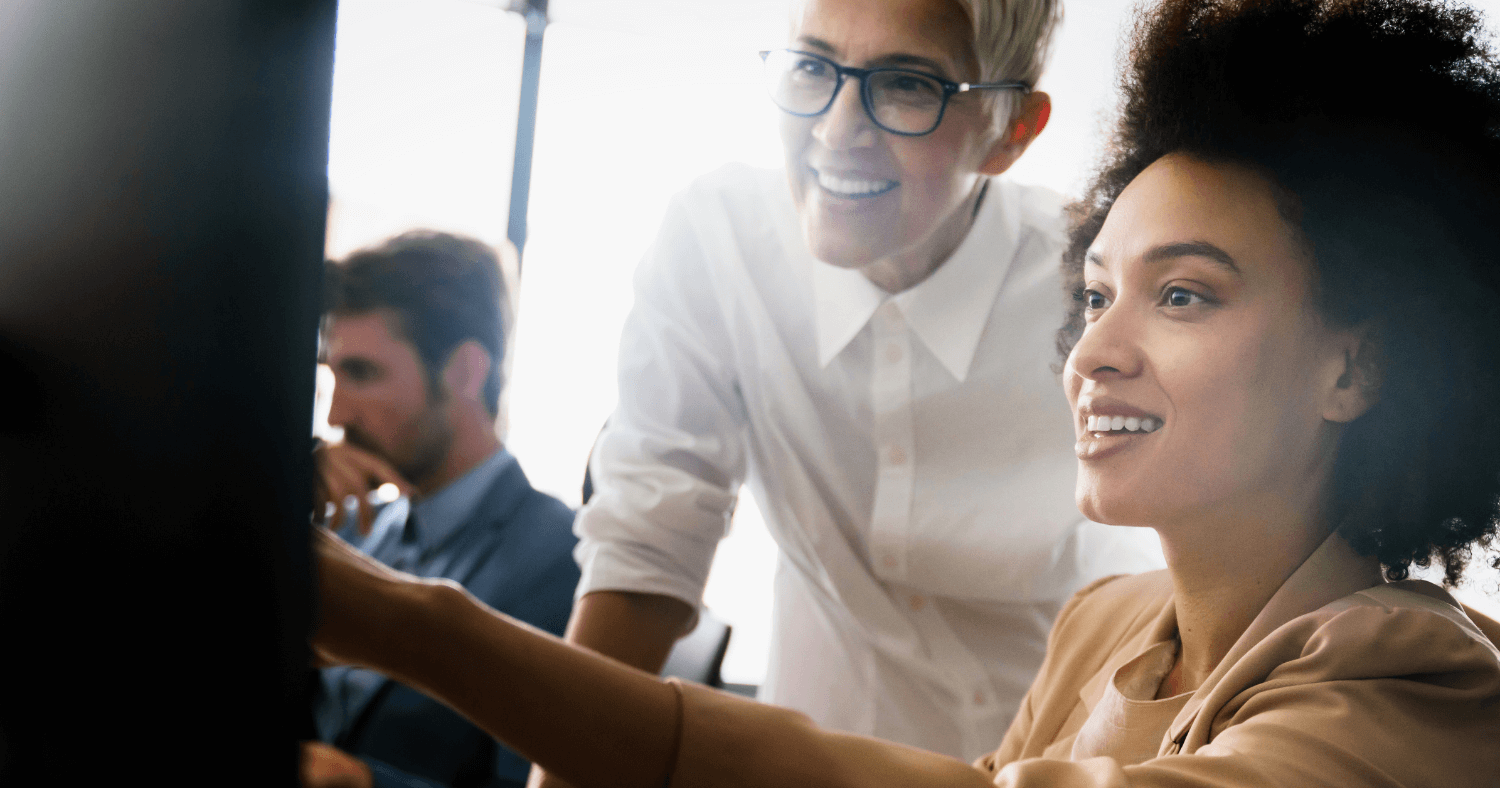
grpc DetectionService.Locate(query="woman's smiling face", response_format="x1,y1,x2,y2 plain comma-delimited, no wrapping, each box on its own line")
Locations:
781,0,1006,277
1065,153,1366,534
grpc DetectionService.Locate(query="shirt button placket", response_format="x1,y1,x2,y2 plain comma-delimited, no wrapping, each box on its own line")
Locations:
869,301,915,581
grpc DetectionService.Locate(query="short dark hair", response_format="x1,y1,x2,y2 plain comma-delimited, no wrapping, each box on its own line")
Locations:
1060,0,1500,584
325,231,510,416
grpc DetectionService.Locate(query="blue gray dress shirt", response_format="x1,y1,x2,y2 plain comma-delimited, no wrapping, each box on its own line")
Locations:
316,448,579,788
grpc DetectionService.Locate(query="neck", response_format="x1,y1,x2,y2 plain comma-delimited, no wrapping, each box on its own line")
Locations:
859,179,986,294
1157,496,1331,694
412,410,501,497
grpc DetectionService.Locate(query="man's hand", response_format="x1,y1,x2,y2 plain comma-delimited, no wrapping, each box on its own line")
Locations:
300,741,372,788
314,440,411,535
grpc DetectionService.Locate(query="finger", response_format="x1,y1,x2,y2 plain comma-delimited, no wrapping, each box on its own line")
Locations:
357,493,375,538
326,442,410,491
316,449,357,529
345,451,412,497
326,462,372,533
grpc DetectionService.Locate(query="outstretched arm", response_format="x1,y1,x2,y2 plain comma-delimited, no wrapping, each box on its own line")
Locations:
311,529,993,788
314,529,681,788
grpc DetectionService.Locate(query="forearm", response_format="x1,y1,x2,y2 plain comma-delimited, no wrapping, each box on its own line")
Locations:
670,682,994,788
322,566,989,788
528,590,695,788
368,580,682,788
564,590,695,672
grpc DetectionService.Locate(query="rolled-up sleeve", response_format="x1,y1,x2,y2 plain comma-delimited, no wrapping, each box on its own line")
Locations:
573,188,750,610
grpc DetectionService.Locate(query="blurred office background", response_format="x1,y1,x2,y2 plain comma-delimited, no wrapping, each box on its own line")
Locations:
322,0,1500,687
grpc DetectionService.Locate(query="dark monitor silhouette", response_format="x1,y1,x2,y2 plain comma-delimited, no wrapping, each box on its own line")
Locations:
0,2,336,783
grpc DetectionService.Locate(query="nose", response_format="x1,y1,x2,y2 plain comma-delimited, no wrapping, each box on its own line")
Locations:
326,376,353,428
812,76,878,151
1064,299,1145,385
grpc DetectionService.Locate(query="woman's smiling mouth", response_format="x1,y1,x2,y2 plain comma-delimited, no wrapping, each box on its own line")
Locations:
1075,408,1165,460
1086,414,1162,433
814,169,899,198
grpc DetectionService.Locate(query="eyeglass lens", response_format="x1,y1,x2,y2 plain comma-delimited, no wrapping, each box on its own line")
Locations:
762,50,947,135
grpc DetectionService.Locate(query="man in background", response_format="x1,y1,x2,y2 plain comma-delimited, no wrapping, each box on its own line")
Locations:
306,231,578,788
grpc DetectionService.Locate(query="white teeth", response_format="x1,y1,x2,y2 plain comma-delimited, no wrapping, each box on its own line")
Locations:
1088,414,1163,434
816,171,897,196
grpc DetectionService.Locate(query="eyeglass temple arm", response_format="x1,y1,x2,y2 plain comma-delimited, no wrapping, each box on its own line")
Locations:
956,81,1031,93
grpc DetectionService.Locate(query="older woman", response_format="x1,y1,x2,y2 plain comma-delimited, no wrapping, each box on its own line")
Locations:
560,0,1162,770
310,0,1500,785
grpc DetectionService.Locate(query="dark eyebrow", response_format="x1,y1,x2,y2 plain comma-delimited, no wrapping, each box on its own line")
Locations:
796,36,839,56
870,54,952,77
1085,241,1241,273
1142,241,1240,272
793,37,954,79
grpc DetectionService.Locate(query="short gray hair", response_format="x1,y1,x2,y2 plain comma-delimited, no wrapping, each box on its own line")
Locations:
956,0,1063,128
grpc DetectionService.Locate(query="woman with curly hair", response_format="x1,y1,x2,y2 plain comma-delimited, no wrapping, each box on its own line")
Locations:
308,0,1500,785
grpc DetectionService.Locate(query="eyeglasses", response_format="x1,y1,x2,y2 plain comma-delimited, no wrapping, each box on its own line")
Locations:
758,48,1029,137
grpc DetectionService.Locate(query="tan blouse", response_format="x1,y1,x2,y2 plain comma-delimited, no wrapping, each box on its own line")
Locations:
977,533,1500,786
663,532,1499,788
1067,638,1190,766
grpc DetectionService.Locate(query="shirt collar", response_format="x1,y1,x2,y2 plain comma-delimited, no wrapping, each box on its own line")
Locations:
1164,530,1385,746
408,447,515,554
812,180,1023,382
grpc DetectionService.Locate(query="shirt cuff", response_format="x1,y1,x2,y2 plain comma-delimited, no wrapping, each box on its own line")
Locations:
573,540,710,613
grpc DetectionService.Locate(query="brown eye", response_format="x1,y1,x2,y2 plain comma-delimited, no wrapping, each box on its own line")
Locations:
1084,290,1111,311
1164,287,1205,307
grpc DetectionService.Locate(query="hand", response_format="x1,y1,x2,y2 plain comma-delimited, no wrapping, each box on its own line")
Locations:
300,741,372,788
314,440,411,536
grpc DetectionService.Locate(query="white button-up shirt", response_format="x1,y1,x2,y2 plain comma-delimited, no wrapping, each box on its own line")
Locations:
575,164,1163,761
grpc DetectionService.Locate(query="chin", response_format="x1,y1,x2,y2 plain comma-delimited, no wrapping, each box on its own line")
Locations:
808,241,872,270
802,223,881,270
1075,482,1157,529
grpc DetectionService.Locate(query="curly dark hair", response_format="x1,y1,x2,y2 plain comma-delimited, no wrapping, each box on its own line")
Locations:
325,231,511,417
1059,0,1500,584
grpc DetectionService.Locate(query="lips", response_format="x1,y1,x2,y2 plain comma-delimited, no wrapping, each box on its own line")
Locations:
1075,401,1165,460
813,168,898,199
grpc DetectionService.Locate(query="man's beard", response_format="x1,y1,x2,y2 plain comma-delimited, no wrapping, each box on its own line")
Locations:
343,404,453,488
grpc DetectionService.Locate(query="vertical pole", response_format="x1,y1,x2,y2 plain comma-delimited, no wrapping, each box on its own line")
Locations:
507,0,548,267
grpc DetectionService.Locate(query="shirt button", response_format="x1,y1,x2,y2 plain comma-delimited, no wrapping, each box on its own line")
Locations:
908,594,926,612
887,445,906,465
973,690,986,706
881,554,899,570
884,343,903,363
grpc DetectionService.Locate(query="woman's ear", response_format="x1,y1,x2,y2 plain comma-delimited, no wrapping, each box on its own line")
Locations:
1323,328,1380,423
441,340,492,405
979,91,1051,176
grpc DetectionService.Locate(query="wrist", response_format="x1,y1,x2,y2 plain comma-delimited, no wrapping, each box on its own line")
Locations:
372,577,469,678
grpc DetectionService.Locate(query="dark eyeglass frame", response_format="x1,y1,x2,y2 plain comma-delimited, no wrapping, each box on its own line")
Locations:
758,48,1031,137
